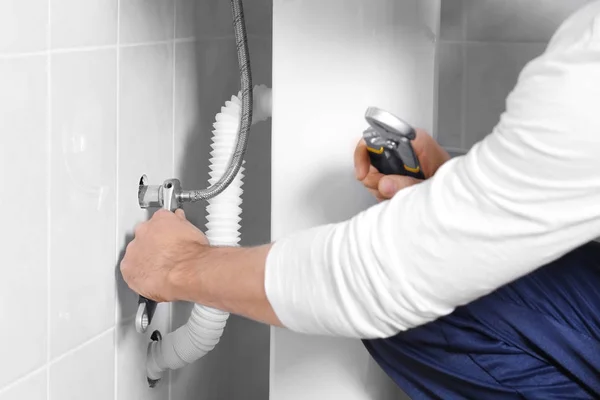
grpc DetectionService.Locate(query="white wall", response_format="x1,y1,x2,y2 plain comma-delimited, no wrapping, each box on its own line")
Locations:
436,0,593,152
0,1,270,399
271,0,439,399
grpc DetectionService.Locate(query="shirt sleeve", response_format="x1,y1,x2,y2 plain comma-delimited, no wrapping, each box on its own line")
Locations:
265,5,600,339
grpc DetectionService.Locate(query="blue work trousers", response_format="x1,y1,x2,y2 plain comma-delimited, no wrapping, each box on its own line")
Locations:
365,242,600,399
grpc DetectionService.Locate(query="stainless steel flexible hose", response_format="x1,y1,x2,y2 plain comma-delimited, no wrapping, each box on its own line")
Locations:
180,0,253,202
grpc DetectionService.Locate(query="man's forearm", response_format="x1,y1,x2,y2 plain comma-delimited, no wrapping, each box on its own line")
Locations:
262,12,600,338
181,243,283,327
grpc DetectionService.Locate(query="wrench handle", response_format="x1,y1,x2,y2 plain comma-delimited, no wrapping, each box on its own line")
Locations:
135,179,181,334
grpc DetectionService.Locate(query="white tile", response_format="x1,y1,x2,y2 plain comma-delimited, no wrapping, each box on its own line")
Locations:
117,44,173,319
437,42,464,149
50,49,117,357
120,0,175,44
0,370,46,400
49,330,114,400
51,0,118,49
464,0,591,43
464,43,546,147
0,56,48,389
0,0,48,54
440,0,464,41
115,308,170,400
195,0,272,38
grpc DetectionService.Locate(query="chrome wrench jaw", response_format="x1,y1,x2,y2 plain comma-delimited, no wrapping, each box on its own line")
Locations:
134,176,183,334
363,107,424,179
135,302,149,333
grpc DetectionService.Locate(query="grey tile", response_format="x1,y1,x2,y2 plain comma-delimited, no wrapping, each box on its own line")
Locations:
440,0,464,41
170,315,269,400
243,0,273,36
464,43,545,147
239,36,272,247
194,0,230,38
172,36,271,400
174,41,205,229
464,0,591,43
194,0,272,38
437,42,464,149
175,36,272,239
176,0,196,38
120,0,175,44
116,308,170,400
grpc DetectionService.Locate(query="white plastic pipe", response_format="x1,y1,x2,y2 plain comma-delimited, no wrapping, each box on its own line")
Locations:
146,85,272,381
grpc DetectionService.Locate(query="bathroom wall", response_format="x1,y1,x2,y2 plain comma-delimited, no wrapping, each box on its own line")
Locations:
271,0,439,399
0,1,270,399
436,0,593,151
169,1,272,400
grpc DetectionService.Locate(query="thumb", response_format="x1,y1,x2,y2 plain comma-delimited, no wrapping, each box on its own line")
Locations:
174,209,187,220
379,175,421,198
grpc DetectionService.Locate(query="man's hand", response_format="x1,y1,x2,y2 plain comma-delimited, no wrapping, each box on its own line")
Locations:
120,209,208,303
354,129,450,201
120,209,282,326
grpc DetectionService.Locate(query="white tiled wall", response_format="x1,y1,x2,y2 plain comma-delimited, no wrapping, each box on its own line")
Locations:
0,1,271,399
436,0,593,151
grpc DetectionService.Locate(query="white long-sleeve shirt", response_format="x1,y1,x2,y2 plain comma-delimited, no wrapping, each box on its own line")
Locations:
265,2,600,339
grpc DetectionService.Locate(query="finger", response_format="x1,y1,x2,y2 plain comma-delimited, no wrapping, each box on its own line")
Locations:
412,129,451,177
354,139,371,180
175,209,186,220
133,222,146,237
361,167,385,190
365,188,386,202
378,175,421,198
154,209,172,219
367,188,380,198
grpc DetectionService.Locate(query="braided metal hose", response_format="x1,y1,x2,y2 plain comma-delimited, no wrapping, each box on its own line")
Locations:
181,0,253,202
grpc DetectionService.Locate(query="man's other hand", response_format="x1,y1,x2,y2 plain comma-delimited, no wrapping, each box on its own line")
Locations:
354,129,450,201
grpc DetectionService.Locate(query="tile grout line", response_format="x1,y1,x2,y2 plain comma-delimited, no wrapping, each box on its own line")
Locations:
169,2,177,399
49,327,116,367
439,39,548,46
0,324,111,395
0,366,47,396
4,34,549,61
46,0,53,397
114,0,122,399
0,38,197,60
